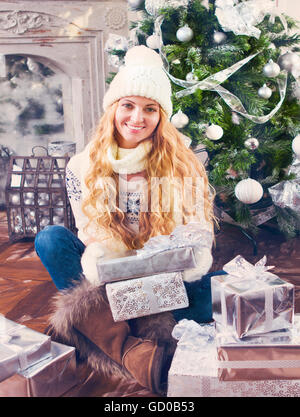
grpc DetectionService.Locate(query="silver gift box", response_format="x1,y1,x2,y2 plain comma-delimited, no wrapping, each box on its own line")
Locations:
0,315,52,381
215,321,300,381
211,256,294,338
106,271,189,322
0,345,19,383
96,222,213,284
168,319,300,397
0,341,77,397
97,247,197,284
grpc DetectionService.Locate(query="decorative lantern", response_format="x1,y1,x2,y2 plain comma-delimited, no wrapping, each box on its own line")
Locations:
5,147,76,242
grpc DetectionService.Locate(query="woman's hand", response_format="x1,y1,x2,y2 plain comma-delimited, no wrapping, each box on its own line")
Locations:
81,242,105,286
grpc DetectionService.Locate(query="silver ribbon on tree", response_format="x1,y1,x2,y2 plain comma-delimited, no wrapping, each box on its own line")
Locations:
153,5,288,124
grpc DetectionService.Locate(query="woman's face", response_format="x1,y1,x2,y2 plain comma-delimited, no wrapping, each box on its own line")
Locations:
114,96,160,149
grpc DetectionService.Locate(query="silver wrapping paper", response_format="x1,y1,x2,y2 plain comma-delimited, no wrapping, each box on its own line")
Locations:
97,223,212,284
167,319,300,397
0,342,77,397
268,158,300,213
0,315,52,378
215,319,300,381
211,256,294,338
106,271,189,322
0,345,19,383
97,246,196,284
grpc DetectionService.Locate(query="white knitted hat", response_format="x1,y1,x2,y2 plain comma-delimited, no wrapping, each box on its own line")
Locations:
103,45,173,119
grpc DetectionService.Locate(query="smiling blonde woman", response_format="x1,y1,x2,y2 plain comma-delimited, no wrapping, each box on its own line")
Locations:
34,45,216,395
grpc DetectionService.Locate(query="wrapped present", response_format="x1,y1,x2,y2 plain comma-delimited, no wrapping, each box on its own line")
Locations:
167,319,300,397
0,315,51,381
0,345,20,383
211,255,294,338
97,222,213,284
216,318,300,381
106,271,189,322
0,341,77,397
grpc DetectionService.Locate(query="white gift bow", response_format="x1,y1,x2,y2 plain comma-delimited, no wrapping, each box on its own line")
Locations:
137,222,213,257
172,319,215,351
215,0,288,39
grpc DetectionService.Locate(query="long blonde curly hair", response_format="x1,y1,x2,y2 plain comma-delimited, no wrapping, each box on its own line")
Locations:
82,101,216,249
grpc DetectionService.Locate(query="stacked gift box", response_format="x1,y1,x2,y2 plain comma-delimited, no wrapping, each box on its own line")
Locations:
0,314,77,397
96,223,213,322
167,255,300,397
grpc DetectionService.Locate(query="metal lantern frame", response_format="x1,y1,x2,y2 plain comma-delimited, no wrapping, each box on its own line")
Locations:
5,149,76,242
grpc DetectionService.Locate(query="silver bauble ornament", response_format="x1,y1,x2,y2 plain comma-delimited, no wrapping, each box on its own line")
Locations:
40,217,50,228
292,134,300,157
231,112,240,125
146,34,160,50
171,110,189,129
244,137,259,150
24,198,34,205
53,215,64,225
11,194,20,205
128,0,143,9
278,52,300,72
258,84,272,99
145,0,189,16
186,72,198,82
213,31,227,44
176,25,194,42
234,178,263,204
205,124,224,140
263,60,281,77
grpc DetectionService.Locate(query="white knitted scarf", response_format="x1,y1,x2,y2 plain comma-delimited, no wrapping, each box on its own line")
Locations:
107,139,152,174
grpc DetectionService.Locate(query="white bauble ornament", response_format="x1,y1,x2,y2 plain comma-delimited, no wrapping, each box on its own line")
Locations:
186,71,198,82
205,124,224,140
278,52,300,72
176,25,194,42
171,110,189,129
213,31,227,44
292,134,300,157
128,0,143,9
263,60,281,77
258,84,272,99
234,178,263,204
244,137,259,150
146,34,160,50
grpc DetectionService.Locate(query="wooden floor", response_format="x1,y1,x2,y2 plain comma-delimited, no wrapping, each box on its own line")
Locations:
0,211,151,397
1,210,300,396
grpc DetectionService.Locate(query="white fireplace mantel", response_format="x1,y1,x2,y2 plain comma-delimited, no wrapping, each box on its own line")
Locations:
0,1,129,151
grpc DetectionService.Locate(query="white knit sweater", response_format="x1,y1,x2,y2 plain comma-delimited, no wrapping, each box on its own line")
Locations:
66,140,213,282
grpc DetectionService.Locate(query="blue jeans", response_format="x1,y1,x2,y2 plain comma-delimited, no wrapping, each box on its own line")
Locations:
34,225,86,290
35,225,226,323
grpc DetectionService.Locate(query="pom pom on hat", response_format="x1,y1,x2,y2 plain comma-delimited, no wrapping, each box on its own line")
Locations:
103,46,173,118
124,45,164,67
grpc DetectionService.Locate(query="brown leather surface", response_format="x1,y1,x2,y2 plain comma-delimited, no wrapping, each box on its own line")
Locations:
1,211,300,396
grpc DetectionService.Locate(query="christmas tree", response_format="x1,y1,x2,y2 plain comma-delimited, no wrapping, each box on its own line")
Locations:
106,0,300,239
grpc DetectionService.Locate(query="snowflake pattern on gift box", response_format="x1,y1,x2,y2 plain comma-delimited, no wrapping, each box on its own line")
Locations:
108,280,151,321
152,273,188,310
107,272,188,321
